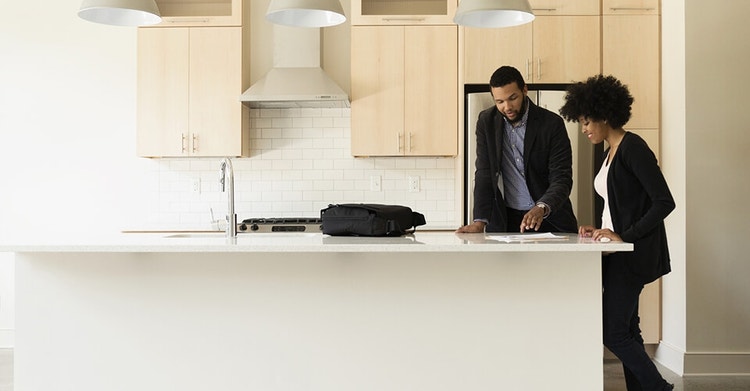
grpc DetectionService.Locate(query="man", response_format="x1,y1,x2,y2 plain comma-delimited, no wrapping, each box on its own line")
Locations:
457,66,577,233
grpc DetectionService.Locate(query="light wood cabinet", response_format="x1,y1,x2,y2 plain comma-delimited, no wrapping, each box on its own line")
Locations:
529,0,599,15
603,14,659,129
137,27,248,157
351,25,457,156
464,15,600,84
532,16,600,83
602,0,659,15
464,23,531,84
603,10,661,344
151,0,243,26
640,280,661,344
351,0,457,25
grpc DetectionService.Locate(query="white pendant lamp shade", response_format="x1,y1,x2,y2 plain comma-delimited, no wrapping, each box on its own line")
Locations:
454,0,535,28
78,0,162,27
266,0,346,28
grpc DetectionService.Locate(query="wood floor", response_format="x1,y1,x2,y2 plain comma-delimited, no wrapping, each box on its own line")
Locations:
1,349,748,391
603,358,750,391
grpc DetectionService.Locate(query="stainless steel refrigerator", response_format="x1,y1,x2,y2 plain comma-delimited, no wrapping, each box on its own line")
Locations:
463,84,600,227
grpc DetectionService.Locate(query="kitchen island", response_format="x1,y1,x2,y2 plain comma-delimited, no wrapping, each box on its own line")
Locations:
3,232,631,391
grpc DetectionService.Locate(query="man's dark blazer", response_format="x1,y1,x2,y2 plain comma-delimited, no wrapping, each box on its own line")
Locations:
472,98,578,233
604,132,675,284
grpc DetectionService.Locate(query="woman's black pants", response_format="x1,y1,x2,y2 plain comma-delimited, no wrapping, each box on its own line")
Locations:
602,254,670,391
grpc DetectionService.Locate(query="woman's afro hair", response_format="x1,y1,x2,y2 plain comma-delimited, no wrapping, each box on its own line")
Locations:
559,74,634,129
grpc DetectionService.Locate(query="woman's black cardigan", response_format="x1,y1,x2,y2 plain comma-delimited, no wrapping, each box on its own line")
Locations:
604,132,675,284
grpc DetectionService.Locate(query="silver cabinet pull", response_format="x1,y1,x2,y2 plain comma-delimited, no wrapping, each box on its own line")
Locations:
192,133,199,154
382,17,426,22
165,18,210,23
610,7,655,11
537,58,542,80
526,58,531,80
408,132,414,153
532,8,557,12
397,132,403,152
181,133,187,154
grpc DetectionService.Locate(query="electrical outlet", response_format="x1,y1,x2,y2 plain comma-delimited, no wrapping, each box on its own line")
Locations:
370,175,381,192
408,176,420,192
192,178,201,194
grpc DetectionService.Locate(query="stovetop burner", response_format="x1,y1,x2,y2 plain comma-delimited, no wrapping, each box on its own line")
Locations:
238,217,322,233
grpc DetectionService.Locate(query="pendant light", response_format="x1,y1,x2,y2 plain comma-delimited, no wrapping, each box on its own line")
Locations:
266,0,346,28
454,0,534,28
78,0,162,27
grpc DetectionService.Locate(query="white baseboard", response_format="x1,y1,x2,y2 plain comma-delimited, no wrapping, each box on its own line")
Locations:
655,341,685,375
655,341,750,376
0,329,14,349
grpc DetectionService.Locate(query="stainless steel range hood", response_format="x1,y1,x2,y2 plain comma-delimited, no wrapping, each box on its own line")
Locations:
240,25,349,109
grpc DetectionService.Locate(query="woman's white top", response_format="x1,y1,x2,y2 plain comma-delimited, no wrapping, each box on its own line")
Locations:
594,155,615,231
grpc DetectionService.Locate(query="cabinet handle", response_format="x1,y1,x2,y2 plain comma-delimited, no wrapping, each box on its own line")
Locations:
381,17,426,22
397,132,404,152
408,132,413,153
537,58,542,80
165,18,210,23
610,7,655,11
192,133,198,154
525,59,531,80
181,133,187,154
532,8,557,11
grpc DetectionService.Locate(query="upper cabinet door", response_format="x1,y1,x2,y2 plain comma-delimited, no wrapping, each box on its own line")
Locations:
463,23,533,84
137,28,190,157
603,15,660,129
529,0,599,15
151,0,243,26
532,16,600,83
351,0,457,25
188,27,243,157
602,0,659,15
351,26,405,156
404,26,457,156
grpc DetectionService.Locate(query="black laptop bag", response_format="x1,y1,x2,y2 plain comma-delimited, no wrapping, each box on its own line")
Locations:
320,203,426,237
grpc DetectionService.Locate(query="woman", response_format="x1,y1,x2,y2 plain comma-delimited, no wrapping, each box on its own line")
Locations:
560,75,675,391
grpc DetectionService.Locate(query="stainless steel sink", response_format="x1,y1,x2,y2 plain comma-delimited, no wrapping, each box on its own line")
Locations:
165,233,229,238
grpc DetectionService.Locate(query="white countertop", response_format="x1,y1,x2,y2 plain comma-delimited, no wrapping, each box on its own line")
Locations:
0,231,632,253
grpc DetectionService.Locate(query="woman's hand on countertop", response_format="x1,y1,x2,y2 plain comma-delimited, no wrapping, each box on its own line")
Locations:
579,225,622,242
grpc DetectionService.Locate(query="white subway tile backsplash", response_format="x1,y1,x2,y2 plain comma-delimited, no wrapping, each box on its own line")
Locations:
292,117,313,128
272,117,293,128
141,108,459,230
312,117,333,128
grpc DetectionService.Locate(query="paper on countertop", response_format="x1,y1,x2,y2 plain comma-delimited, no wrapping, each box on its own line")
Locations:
487,232,567,242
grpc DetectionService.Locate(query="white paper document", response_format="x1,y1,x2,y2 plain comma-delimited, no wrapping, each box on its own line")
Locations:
487,232,567,242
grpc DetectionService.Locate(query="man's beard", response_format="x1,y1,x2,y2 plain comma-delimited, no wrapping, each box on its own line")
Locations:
501,96,527,125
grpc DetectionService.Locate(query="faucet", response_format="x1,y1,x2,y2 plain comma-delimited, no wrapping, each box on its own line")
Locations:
219,157,237,238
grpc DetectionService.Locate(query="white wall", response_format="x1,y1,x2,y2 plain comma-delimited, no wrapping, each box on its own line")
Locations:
658,0,687,373
0,2,148,237
659,0,750,375
0,1,148,347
